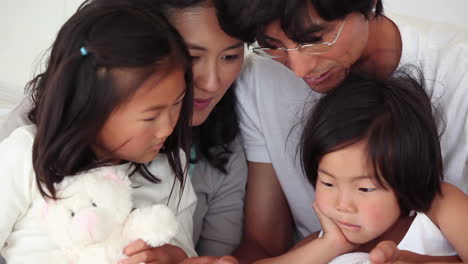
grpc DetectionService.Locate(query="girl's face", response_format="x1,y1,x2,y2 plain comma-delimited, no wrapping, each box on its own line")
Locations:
170,6,244,126
315,140,401,244
93,68,186,164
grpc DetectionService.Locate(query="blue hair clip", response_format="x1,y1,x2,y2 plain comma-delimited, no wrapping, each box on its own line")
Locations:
80,46,88,56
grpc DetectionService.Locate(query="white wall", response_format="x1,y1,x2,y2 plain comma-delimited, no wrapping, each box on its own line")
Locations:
384,0,468,28
0,0,468,93
0,0,83,94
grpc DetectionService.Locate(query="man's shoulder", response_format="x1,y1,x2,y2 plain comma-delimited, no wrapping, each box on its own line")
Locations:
236,54,312,103
238,54,307,88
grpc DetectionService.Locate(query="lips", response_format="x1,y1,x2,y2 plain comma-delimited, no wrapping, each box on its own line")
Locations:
303,70,332,87
151,142,164,152
193,98,212,110
335,219,361,231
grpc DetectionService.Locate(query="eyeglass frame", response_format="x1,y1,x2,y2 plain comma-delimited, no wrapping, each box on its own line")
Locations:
252,16,348,58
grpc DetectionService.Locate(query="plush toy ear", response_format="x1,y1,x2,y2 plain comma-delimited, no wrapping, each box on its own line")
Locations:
40,199,51,219
104,172,127,185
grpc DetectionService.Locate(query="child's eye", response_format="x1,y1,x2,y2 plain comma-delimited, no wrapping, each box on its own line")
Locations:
320,180,334,187
142,117,155,122
358,187,377,192
222,54,240,61
190,56,201,62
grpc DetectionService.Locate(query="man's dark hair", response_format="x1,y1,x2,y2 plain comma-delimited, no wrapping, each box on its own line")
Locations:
214,0,383,43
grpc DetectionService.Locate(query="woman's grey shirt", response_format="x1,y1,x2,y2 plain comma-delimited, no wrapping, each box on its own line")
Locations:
191,138,247,256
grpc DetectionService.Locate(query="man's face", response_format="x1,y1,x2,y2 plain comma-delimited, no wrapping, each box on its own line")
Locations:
262,6,370,93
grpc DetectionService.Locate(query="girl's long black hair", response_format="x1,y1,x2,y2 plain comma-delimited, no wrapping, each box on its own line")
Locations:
28,0,193,199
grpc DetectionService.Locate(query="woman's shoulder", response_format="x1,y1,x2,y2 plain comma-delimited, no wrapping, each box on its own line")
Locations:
238,54,306,86
194,138,247,186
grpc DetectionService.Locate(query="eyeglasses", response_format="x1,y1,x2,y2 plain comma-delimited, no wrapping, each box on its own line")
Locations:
252,17,347,59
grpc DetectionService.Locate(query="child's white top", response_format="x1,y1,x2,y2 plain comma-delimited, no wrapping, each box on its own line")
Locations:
397,212,456,255
0,125,197,263
323,213,455,262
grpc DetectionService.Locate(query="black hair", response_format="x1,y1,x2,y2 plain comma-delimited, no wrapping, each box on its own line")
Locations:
300,69,443,215
214,0,383,44
27,0,193,199
158,0,241,174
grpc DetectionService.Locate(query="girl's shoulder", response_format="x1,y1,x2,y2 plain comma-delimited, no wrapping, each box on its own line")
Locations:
0,125,36,161
1,125,36,144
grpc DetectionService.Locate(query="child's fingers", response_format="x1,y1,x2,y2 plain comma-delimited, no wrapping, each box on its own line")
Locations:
179,256,218,264
119,247,165,264
369,241,399,264
180,256,238,264
312,201,335,230
123,239,151,256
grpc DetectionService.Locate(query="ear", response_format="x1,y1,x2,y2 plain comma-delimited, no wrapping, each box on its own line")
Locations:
40,198,56,219
104,171,127,185
100,167,131,189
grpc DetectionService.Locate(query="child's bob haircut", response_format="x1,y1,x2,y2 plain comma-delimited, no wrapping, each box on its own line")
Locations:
300,70,443,215
27,0,193,199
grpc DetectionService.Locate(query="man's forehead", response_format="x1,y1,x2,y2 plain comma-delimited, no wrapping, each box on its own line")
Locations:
264,17,332,39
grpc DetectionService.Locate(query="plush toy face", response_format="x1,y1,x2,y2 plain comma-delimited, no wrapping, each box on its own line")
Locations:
44,167,133,249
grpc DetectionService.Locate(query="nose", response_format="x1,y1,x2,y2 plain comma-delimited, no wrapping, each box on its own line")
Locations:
335,190,357,213
285,50,319,78
195,62,221,93
154,109,177,140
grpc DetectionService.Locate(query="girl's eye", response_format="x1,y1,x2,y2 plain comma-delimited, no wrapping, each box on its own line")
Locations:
320,180,334,187
222,54,240,61
190,56,201,62
142,118,155,122
358,187,377,193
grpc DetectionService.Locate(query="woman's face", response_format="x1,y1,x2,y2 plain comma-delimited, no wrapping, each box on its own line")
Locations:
170,6,244,126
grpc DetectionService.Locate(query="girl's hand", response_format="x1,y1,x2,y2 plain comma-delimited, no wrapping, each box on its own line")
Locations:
369,241,399,264
313,201,357,254
119,239,188,264
179,256,239,264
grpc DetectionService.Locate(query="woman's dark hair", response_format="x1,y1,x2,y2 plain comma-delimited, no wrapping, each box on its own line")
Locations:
300,69,443,215
214,0,383,43
27,0,193,199
159,0,240,174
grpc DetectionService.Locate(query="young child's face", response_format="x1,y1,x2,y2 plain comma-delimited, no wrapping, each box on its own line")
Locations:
315,140,401,244
93,68,186,164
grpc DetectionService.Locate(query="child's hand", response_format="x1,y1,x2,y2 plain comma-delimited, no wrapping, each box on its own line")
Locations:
119,239,188,264
313,201,357,254
369,241,399,264
180,256,239,264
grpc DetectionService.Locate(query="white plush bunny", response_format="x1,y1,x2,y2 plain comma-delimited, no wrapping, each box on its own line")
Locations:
41,166,178,264
328,252,371,264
